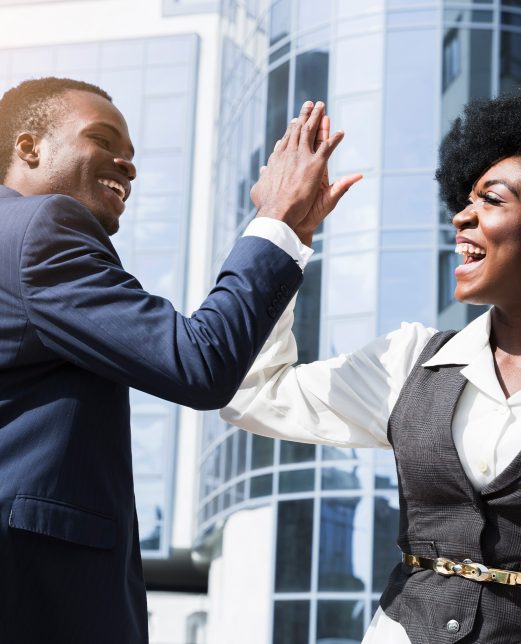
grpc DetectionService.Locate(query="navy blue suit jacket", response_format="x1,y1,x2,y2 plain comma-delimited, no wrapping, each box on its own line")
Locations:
0,185,302,643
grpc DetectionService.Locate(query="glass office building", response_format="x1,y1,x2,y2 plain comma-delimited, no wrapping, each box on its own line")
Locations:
197,2,521,642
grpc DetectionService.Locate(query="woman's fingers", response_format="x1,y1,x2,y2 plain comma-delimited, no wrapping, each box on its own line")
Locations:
314,114,330,152
328,173,364,208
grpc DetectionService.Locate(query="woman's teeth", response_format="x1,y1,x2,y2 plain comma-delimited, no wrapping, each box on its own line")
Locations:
455,243,486,258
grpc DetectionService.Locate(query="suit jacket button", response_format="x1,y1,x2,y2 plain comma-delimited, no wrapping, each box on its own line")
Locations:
280,284,289,296
446,620,460,634
267,306,276,318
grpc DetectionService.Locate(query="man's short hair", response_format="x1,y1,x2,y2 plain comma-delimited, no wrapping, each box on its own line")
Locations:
0,77,112,182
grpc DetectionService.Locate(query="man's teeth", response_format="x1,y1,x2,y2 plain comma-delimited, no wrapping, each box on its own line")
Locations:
97,178,125,201
455,243,486,257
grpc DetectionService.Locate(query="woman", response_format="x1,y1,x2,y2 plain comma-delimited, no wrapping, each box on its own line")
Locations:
222,94,521,644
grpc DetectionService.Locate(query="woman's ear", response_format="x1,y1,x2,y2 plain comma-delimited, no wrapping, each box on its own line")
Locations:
14,132,40,168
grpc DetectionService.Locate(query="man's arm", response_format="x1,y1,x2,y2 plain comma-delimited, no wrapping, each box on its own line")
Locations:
18,102,349,410
20,195,302,410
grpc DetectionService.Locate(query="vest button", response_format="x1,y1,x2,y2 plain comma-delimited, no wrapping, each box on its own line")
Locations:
446,619,460,633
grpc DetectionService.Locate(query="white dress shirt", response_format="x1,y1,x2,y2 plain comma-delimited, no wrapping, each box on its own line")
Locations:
235,218,521,642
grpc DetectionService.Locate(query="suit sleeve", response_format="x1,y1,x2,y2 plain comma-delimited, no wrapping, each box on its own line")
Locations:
19,195,303,410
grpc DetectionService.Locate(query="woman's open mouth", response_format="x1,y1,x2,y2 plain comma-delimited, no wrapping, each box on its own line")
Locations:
455,242,486,265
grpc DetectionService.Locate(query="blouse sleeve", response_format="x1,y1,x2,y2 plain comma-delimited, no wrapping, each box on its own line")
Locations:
221,296,436,448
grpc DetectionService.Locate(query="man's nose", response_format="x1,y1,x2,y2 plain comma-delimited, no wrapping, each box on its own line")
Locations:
114,157,137,181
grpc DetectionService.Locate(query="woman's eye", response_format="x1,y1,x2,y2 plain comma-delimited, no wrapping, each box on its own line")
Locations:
482,192,502,205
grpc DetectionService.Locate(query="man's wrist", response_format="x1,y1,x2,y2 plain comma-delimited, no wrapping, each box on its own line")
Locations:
243,217,313,270
296,230,313,247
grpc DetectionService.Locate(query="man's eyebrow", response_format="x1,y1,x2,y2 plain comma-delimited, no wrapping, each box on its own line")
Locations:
482,179,520,199
86,121,135,158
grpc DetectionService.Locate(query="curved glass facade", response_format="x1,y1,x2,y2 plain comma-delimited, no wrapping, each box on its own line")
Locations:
198,1,521,641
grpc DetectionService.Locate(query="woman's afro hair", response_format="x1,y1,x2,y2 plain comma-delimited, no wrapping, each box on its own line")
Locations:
436,93,521,214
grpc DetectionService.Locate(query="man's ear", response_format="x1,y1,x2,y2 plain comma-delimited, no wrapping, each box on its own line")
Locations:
14,132,40,168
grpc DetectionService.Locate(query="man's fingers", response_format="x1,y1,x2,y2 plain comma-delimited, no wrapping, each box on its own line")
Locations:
297,100,314,124
259,165,267,174
300,101,325,150
288,119,303,150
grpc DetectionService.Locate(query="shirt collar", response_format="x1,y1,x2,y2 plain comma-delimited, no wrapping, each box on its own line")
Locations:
422,308,507,403
0,185,22,199
422,308,491,368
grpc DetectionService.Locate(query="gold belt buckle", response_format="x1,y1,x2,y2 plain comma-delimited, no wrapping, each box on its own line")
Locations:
433,557,456,576
457,560,491,583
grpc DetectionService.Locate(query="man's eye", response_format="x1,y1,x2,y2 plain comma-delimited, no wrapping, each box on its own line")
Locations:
93,136,110,150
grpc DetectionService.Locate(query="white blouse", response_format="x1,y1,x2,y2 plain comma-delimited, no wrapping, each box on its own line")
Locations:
230,218,521,642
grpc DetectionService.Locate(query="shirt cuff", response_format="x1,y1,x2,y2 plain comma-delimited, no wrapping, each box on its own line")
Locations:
242,218,314,270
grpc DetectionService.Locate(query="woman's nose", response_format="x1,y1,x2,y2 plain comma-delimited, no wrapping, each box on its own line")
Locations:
452,203,478,229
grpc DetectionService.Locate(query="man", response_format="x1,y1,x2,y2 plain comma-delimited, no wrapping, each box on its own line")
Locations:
0,77,359,643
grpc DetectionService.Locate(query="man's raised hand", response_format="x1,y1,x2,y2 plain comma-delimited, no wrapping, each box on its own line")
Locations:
251,101,362,245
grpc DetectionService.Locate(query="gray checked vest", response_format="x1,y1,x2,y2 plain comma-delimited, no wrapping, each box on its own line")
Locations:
380,330,521,644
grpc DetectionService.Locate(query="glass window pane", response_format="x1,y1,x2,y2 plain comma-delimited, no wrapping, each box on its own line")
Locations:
273,601,310,644
321,445,357,461
140,154,185,194
501,28,521,94
134,219,182,252
379,250,435,334
326,176,379,236
135,479,164,552
279,469,315,493
237,431,247,475
275,500,313,591
442,28,492,136
146,35,196,65
280,441,316,464
387,9,439,26
338,0,383,16
265,62,290,161
316,600,365,643
250,473,273,497
381,174,437,228
270,0,291,46
251,434,274,469
297,0,332,29
327,253,377,316
293,259,322,364
293,49,329,117
131,412,168,476
439,249,458,314
321,465,363,490
145,64,192,95
318,497,366,591
326,316,375,356
384,29,437,169
143,95,187,149
337,96,379,172
373,494,401,591
374,449,398,489
11,47,54,74
381,230,434,247
335,34,382,95
224,434,234,482
55,43,100,71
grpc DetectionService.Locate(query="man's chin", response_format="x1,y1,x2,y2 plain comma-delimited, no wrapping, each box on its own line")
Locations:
95,212,120,236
